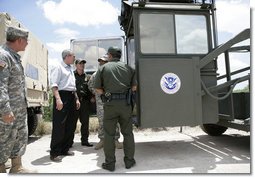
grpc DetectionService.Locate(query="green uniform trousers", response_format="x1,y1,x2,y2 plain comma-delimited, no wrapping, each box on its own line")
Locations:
103,101,135,166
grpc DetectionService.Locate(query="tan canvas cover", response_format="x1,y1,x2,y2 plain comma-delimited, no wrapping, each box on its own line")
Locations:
0,12,49,107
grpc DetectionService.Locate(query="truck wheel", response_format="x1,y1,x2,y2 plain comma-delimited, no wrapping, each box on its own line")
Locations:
200,124,227,136
27,108,38,136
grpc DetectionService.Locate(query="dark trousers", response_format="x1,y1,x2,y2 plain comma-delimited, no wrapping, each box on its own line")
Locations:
103,101,135,166
50,91,76,156
72,100,90,143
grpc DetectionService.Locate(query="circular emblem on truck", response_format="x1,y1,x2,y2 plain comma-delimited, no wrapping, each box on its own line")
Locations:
160,73,181,94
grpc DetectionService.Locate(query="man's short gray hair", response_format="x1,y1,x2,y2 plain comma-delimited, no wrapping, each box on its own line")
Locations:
62,49,74,60
6,26,29,42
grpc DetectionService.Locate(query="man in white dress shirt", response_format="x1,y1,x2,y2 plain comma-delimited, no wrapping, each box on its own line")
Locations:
49,49,80,162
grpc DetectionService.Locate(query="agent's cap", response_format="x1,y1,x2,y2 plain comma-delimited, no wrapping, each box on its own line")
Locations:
75,58,86,64
62,49,74,59
6,26,29,41
98,55,108,62
107,46,122,56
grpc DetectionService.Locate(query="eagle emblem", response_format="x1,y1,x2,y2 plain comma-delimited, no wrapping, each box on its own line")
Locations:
160,73,181,94
164,76,177,90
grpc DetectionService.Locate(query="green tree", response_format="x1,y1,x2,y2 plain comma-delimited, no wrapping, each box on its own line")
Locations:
234,85,249,93
43,91,53,121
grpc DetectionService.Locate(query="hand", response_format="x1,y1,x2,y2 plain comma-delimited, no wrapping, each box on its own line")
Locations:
132,85,137,92
2,112,15,123
90,97,96,103
56,98,63,110
76,100,80,110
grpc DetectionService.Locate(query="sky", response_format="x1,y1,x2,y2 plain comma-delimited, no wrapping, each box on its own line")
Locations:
0,0,251,88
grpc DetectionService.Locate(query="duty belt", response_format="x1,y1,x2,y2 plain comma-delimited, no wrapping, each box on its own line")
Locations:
111,93,127,100
79,95,89,102
101,92,127,102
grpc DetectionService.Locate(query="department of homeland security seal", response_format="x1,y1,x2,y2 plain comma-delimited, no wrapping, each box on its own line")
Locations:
160,73,181,94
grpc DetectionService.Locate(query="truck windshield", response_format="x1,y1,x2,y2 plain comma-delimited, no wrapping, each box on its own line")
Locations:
71,37,124,73
176,15,208,54
139,13,176,54
127,38,135,69
139,13,208,55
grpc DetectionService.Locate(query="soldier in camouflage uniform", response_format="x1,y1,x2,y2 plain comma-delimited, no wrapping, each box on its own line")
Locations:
0,26,34,173
88,55,123,150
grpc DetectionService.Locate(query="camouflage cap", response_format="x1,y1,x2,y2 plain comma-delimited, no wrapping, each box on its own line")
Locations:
98,55,108,62
107,46,122,56
75,58,86,64
62,49,74,59
6,26,29,41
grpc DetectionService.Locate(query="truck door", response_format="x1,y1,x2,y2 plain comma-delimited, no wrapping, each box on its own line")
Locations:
132,9,217,128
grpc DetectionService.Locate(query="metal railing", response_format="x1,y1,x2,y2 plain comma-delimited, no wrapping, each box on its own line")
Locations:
200,29,250,99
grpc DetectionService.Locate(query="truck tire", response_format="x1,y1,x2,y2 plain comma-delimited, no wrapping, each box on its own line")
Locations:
27,108,38,136
200,124,228,136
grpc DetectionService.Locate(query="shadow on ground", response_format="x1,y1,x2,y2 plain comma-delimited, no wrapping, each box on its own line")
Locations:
28,133,250,173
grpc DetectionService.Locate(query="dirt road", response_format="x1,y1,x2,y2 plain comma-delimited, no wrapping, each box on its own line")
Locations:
20,126,250,174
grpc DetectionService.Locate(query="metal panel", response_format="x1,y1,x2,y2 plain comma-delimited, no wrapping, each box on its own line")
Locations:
138,58,202,128
219,93,250,120
201,72,219,124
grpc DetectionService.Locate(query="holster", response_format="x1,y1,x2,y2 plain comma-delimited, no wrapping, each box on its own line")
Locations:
100,92,112,103
127,89,132,105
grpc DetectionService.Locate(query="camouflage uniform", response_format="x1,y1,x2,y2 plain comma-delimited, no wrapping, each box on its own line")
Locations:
0,44,28,164
88,72,121,140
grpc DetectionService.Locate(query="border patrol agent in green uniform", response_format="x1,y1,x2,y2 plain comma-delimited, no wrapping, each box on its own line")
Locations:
94,47,137,171
88,56,123,150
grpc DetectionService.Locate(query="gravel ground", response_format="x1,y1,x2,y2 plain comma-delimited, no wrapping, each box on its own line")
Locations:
8,126,249,175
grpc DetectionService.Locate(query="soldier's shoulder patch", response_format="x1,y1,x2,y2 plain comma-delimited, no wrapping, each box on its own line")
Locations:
0,60,7,68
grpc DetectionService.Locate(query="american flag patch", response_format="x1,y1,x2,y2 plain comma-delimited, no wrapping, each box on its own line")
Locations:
0,60,6,68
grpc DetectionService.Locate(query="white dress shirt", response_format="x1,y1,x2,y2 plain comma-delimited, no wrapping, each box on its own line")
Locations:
50,61,76,91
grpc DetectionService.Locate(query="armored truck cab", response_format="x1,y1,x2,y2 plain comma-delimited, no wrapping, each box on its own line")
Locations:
119,0,250,135
0,12,49,136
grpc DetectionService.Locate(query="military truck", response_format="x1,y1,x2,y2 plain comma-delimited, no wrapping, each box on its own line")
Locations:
0,12,49,136
118,0,250,135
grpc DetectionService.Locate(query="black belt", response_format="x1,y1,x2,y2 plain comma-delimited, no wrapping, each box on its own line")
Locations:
79,96,89,101
101,92,128,103
59,90,75,95
111,93,127,100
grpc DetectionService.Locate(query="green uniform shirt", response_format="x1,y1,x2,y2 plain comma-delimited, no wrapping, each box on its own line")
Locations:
94,58,136,93
74,70,92,101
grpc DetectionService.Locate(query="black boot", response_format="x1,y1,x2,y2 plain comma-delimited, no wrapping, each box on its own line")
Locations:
124,157,136,169
102,163,115,172
81,141,93,147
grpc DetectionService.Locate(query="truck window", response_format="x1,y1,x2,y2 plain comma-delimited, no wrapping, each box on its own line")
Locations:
127,38,135,69
25,63,39,80
139,13,208,55
139,13,176,54
71,37,125,73
98,38,126,63
72,40,98,73
176,15,208,54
